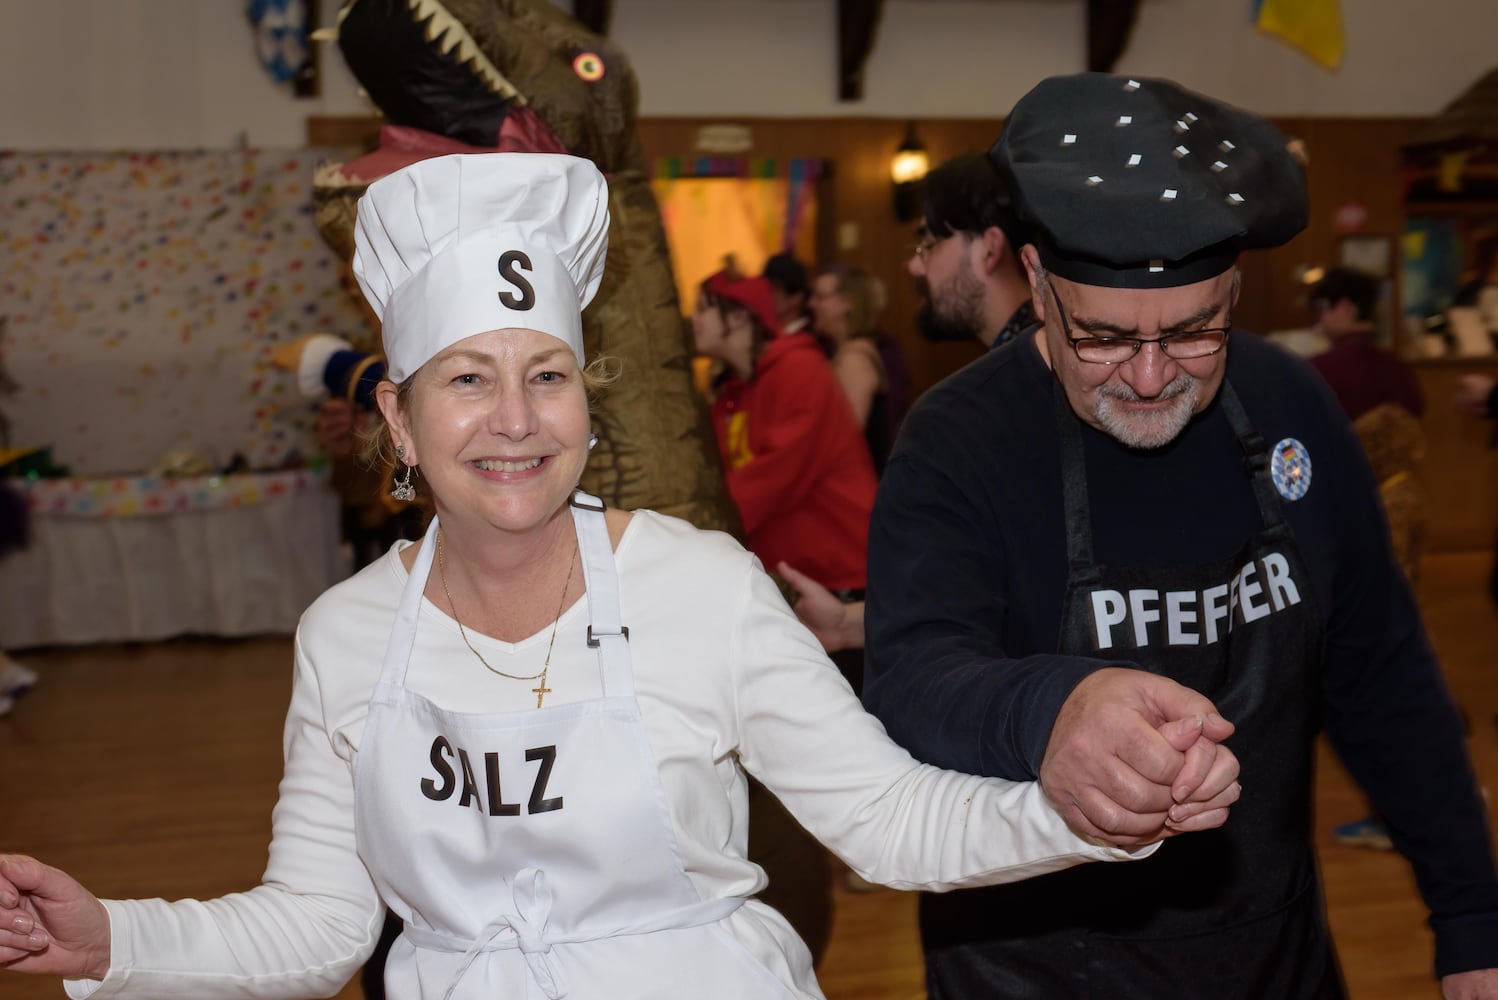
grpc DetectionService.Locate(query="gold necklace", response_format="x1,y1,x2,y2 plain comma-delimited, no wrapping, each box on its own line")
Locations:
436,528,578,708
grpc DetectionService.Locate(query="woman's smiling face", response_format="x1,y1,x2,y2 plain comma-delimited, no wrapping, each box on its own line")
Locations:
381,327,590,537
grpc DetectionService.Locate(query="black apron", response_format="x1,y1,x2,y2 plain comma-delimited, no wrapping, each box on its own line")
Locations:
922,382,1345,1000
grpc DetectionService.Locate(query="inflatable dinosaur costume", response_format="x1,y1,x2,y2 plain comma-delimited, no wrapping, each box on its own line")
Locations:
312,0,737,536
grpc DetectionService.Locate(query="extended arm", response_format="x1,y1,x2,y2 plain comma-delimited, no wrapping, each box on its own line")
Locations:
833,340,882,431
730,558,1165,888
0,634,384,998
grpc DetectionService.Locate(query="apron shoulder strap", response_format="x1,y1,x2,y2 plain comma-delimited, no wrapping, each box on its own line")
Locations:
1052,384,1103,584
570,492,634,696
1218,382,1290,529
379,514,442,689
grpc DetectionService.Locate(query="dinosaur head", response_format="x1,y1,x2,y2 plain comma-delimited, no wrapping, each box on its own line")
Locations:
334,0,640,172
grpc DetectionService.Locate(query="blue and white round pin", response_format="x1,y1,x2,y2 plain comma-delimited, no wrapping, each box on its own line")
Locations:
1269,437,1312,501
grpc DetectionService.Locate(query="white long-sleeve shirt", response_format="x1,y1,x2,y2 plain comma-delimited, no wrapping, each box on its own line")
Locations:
71,510,1152,999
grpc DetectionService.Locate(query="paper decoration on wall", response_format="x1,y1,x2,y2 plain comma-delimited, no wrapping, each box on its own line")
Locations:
0,150,363,476
246,0,312,85
1254,0,1344,69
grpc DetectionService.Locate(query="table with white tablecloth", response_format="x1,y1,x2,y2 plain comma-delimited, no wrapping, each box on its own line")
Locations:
1,469,345,649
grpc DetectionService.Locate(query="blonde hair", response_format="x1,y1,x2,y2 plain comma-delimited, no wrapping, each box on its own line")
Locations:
826,266,884,340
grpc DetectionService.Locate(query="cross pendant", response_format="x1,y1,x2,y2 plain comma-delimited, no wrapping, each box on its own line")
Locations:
532,679,552,709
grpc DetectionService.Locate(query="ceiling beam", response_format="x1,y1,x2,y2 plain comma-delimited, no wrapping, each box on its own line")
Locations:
835,0,1140,103
1087,0,1141,73
838,0,884,102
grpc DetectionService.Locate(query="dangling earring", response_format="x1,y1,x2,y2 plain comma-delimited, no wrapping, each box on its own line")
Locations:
392,445,416,502
588,431,599,451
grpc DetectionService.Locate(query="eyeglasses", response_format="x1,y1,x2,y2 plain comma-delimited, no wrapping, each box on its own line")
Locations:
912,230,951,260
1048,283,1231,366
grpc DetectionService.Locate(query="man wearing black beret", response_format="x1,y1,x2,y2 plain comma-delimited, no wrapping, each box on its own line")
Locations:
863,72,1498,999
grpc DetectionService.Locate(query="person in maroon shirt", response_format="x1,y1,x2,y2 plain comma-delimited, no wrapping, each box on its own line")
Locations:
1308,267,1424,420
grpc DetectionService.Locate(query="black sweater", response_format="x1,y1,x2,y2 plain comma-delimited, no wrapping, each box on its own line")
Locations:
864,328,1498,976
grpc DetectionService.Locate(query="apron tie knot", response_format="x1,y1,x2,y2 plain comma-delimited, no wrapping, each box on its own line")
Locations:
441,867,568,1000
506,867,567,997
511,867,559,956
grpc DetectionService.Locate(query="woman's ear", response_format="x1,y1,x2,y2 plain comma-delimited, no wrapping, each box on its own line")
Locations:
374,380,415,464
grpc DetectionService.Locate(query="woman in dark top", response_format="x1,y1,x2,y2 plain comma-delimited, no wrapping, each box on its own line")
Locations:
808,266,911,474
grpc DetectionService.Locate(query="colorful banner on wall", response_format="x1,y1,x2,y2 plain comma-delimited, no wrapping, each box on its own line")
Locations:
652,158,824,312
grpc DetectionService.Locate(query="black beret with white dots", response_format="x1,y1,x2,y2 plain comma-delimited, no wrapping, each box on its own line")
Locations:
989,73,1307,289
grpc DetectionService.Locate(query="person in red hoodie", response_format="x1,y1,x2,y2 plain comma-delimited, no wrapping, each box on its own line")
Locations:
692,265,878,672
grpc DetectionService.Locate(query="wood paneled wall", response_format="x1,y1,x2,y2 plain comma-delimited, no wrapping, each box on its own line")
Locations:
1415,359,1498,552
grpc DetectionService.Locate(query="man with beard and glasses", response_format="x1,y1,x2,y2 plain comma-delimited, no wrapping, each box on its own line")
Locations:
864,72,1498,1000
909,152,1036,351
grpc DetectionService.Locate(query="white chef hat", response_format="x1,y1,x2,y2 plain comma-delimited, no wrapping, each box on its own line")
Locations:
352,152,610,383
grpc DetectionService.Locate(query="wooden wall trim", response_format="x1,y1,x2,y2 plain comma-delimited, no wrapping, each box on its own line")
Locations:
306,115,381,150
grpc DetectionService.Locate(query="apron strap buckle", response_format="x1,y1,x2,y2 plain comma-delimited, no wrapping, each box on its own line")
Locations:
587,625,630,647
569,491,606,512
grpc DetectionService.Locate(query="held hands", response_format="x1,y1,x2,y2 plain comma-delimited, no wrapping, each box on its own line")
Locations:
0,855,110,980
1039,668,1241,847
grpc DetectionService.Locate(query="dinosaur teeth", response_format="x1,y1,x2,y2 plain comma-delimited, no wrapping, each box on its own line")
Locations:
404,0,525,103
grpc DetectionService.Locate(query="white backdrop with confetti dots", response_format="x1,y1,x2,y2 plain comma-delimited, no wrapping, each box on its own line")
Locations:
0,148,370,477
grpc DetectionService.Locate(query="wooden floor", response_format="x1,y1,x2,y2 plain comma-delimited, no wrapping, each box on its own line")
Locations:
3,551,1497,999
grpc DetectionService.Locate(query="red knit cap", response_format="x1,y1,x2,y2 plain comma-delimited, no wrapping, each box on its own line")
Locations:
701,269,784,337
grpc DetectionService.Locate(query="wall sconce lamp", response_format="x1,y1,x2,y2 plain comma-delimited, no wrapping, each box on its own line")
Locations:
890,122,930,223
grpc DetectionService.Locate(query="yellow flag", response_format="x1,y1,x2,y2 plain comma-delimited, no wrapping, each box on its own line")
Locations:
1257,0,1344,70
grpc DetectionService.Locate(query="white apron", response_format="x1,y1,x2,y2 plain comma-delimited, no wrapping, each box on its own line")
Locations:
353,493,797,999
